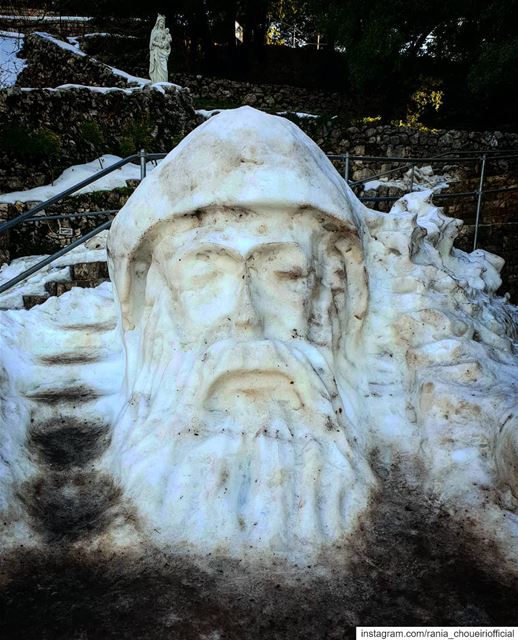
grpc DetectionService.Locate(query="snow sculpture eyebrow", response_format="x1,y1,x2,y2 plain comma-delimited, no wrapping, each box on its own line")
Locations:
173,243,242,264
171,241,308,265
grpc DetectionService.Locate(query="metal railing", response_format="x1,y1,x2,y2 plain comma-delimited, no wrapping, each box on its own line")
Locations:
0,151,141,295
330,150,518,250
0,148,517,295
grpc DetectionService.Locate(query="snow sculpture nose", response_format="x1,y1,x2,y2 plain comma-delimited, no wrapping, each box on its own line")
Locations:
233,266,262,336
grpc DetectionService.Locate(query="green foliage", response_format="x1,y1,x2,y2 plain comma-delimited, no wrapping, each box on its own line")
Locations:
357,116,382,125
117,136,136,158
31,128,61,157
468,39,518,97
33,0,518,128
167,133,185,149
395,80,444,129
79,120,105,147
0,124,61,158
116,117,154,157
301,0,517,126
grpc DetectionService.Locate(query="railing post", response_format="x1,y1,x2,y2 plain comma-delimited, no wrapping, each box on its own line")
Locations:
344,152,350,184
473,154,487,251
409,164,415,192
140,148,147,181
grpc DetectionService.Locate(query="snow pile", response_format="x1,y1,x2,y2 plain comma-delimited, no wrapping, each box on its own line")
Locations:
0,279,123,550
0,30,26,87
363,164,457,192
0,155,162,204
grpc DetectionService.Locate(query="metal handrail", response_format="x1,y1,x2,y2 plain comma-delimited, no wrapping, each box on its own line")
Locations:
2,149,514,234
23,209,118,222
0,150,155,296
328,152,518,163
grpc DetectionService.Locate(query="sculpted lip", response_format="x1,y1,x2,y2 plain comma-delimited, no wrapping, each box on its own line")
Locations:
203,369,304,411
193,338,335,411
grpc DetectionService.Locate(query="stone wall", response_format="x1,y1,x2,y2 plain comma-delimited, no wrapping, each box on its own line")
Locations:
2,169,517,302
0,32,197,192
285,115,518,167
16,32,136,89
0,15,95,37
172,73,347,115
0,84,197,192
2,32,517,301
294,117,518,301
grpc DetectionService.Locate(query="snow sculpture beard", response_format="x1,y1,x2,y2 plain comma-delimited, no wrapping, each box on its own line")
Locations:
107,209,375,559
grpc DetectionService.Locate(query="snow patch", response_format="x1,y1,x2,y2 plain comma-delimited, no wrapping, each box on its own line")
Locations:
34,31,87,57
0,31,26,87
195,108,223,119
197,109,322,122
66,35,81,49
363,165,456,192
0,233,109,310
0,15,93,22
0,155,162,204
277,111,320,119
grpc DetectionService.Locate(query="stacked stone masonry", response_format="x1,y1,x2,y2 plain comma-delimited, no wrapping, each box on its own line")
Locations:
171,72,346,115
16,32,135,89
0,85,197,192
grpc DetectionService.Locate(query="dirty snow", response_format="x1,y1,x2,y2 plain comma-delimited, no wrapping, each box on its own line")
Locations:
362,165,456,192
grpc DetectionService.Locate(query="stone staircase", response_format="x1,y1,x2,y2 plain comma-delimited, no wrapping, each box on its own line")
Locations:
23,260,110,309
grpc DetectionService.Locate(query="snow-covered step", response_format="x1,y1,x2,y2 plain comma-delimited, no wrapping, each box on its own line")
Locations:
0,232,109,310
17,259,109,309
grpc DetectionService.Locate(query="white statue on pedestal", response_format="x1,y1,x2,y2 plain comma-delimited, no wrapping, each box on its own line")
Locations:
149,14,171,84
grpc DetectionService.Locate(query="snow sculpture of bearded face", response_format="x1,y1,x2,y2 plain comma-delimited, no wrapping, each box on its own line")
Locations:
106,107,379,559
108,207,376,559
106,107,518,570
